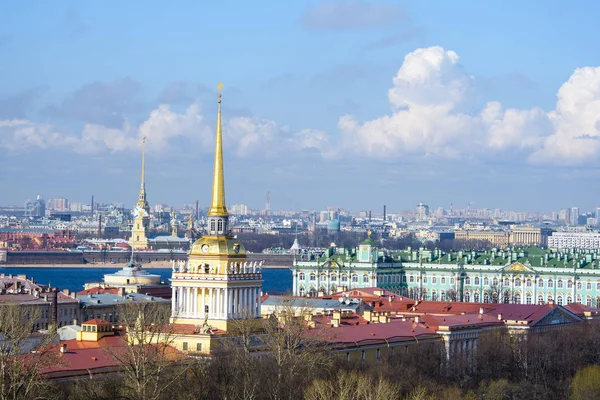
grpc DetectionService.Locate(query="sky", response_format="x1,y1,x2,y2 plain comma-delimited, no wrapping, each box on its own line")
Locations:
1,0,600,213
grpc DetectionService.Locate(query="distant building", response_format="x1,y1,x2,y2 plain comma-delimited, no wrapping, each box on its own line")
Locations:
415,202,429,222
548,231,600,250
454,230,509,248
230,204,249,215
570,207,580,225
509,227,552,247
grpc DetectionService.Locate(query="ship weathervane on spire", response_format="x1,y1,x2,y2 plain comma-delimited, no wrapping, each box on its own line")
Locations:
208,83,228,217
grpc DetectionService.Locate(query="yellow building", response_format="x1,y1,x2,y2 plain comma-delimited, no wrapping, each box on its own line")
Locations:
169,85,263,352
454,230,509,248
129,138,151,249
509,227,548,247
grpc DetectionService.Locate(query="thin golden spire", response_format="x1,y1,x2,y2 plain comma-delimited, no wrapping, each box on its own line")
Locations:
141,136,146,189
208,83,228,217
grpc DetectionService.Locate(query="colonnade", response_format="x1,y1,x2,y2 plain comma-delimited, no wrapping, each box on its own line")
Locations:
172,285,261,319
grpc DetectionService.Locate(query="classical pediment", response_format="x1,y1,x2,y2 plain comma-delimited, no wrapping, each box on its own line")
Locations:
498,261,536,273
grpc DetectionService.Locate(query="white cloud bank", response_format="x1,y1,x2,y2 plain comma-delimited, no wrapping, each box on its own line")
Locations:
1,46,599,166
339,46,600,165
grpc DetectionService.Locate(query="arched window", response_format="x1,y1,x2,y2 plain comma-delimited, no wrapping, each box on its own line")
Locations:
473,292,480,302
330,285,337,293
514,294,521,304
548,295,553,303
465,277,471,285
474,277,480,285
493,278,498,286
515,278,521,286
309,273,316,281
483,277,489,286
567,280,573,289
548,279,554,288
441,291,446,301
567,296,572,304
431,291,438,301
484,292,490,303
330,274,337,282
587,282,592,290
538,279,544,288
504,278,510,286
587,297,592,307
217,220,223,232
577,281,582,290
320,274,327,282
526,279,532,287
409,275,414,283
557,280,564,289
557,296,563,305
341,274,348,282
538,295,544,304
464,292,471,302
526,295,532,304
351,274,358,283
362,275,369,283
298,272,305,280
576,295,582,304
402,275,407,283
299,287,306,296
308,288,317,297
210,220,215,232
441,277,446,285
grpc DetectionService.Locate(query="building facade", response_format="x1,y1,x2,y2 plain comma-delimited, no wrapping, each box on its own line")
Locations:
292,245,600,307
548,231,600,250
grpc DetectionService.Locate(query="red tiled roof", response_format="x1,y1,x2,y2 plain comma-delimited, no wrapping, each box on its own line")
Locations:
318,318,437,345
77,287,120,295
82,318,112,325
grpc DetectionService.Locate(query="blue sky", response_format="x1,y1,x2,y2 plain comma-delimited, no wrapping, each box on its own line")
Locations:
1,0,600,213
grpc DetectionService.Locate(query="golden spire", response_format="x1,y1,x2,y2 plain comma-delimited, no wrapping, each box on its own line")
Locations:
138,137,147,201
208,83,228,217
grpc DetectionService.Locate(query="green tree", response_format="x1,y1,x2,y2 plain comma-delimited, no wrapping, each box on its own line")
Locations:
570,365,600,400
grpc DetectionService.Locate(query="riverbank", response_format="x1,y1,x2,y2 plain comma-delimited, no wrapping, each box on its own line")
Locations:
0,263,289,269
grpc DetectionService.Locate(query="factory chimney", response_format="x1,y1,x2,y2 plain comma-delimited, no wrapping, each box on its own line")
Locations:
383,205,387,222
51,288,58,333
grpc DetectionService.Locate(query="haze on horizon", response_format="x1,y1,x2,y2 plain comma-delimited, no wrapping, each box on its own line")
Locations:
1,1,600,213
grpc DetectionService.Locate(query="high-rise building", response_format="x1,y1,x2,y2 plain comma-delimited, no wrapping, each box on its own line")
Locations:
129,138,151,249
415,202,430,222
570,207,580,226
230,204,249,215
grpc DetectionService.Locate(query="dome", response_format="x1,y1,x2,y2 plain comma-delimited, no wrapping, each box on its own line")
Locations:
189,235,247,258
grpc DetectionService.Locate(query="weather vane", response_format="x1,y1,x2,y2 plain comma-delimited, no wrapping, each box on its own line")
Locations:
217,82,224,91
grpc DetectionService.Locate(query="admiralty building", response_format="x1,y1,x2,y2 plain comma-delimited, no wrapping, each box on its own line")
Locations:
291,238,600,307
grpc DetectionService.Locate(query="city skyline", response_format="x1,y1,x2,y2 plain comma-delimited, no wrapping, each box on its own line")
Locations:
2,1,600,211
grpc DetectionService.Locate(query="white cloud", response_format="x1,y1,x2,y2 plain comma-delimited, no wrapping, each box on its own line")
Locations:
0,102,330,160
338,46,600,166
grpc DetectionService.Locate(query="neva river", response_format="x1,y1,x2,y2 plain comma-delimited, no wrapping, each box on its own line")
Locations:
0,267,293,294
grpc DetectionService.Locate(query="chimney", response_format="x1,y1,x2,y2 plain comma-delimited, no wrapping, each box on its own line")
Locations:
414,316,420,323
479,307,484,315
383,205,387,222
497,313,503,321
60,343,67,353
51,288,58,332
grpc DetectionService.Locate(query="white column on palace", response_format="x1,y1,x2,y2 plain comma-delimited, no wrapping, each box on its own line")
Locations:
208,288,213,318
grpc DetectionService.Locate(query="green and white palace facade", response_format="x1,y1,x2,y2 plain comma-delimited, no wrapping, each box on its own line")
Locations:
291,239,600,307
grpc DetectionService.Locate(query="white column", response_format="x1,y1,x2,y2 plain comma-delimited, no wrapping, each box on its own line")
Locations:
218,288,223,318
171,287,176,314
199,288,204,318
192,288,197,318
227,289,231,318
208,288,213,318
255,287,260,317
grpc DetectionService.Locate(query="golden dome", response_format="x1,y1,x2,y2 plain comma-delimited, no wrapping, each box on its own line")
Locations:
189,235,247,258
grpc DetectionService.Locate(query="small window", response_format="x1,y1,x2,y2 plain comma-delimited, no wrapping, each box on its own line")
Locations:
450,278,455,285
298,273,305,280
363,275,369,283
376,349,381,359
196,343,202,351
183,342,188,351
558,280,564,289
432,277,437,284
409,276,414,283
465,277,471,285
330,274,337,282
538,279,544,288
423,277,428,284
483,277,488,286
492,278,498,286
309,273,316,281
361,350,366,360
352,275,358,283
526,279,532,287
577,282,582,290
548,279,554,288
474,277,480,285
441,277,446,285
587,282,592,290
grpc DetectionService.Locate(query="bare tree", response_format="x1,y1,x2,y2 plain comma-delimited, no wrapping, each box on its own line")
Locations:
108,302,188,400
0,304,57,400
304,370,400,400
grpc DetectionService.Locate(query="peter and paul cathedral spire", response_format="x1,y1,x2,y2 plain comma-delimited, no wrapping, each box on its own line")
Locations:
130,137,150,249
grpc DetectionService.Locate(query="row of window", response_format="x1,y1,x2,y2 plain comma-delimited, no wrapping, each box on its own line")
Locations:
182,342,203,352
298,272,370,284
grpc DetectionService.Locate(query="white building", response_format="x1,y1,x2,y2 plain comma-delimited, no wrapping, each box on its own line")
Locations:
548,231,600,250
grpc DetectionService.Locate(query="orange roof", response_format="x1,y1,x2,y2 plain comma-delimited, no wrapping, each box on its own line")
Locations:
82,318,112,325
77,287,120,295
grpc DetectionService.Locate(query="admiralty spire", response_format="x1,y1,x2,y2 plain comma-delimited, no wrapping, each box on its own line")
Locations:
170,83,263,333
